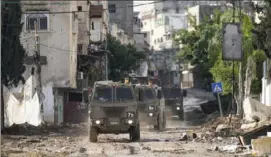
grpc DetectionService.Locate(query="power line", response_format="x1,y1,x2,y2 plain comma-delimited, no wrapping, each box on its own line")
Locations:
39,43,100,58
2,1,164,14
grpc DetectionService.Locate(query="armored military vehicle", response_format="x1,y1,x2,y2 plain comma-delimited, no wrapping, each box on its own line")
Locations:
88,81,140,142
156,87,186,120
134,85,166,131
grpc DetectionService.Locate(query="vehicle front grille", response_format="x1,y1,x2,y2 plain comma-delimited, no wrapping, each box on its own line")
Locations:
102,107,126,117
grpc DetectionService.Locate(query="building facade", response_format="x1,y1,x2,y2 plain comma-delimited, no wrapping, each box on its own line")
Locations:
20,1,79,124
108,1,134,38
138,1,191,87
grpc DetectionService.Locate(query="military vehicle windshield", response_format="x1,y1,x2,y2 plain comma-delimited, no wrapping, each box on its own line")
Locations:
170,88,181,98
94,87,112,102
162,88,182,99
116,87,134,102
144,88,155,99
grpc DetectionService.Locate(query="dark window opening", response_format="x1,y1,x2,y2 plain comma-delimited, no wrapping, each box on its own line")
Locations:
116,87,134,101
176,7,179,13
39,17,47,30
26,13,48,31
94,87,112,102
77,44,83,54
69,92,82,102
77,6,82,12
109,4,116,13
144,33,147,38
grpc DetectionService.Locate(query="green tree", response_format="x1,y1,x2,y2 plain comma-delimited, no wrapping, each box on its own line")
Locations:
253,0,271,59
107,35,146,81
175,9,266,116
1,0,26,129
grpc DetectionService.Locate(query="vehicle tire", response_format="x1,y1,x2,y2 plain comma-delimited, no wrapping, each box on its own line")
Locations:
163,110,166,129
154,114,163,131
130,123,140,142
89,126,98,142
178,108,184,121
153,115,160,130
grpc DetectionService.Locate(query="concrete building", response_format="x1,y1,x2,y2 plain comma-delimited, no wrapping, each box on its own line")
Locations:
19,0,110,125
110,23,134,45
20,1,79,124
108,1,134,38
138,1,191,87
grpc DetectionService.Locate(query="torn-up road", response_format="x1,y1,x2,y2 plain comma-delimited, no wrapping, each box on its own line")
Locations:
1,122,240,157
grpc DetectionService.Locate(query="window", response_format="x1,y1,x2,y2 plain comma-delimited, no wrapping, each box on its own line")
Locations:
94,87,113,102
77,44,83,54
144,22,147,25
144,33,147,38
166,34,171,40
116,87,134,101
176,7,179,13
154,40,156,44
144,89,154,99
26,12,49,31
77,6,82,11
151,30,154,35
109,4,116,13
161,37,163,42
69,92,82,102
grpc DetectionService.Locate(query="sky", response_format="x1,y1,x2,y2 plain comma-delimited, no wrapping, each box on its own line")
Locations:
133,1,153,12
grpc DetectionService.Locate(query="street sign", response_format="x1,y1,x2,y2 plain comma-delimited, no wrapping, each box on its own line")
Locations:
211,82,223,93
211,82,224,117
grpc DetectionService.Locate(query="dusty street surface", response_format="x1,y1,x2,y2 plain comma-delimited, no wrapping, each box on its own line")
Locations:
1,120,238,157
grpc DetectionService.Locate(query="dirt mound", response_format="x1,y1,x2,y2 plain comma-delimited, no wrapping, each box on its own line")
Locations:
198,112,243,137
1,123,65,135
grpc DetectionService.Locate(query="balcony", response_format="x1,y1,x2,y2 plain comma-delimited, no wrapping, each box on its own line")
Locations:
89,5,103,18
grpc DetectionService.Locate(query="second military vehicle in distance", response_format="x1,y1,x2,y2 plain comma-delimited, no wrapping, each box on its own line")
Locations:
88,81,140,142
134,84,166,131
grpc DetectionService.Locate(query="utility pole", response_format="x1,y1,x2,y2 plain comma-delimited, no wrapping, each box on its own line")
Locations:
105,34,108,80
34,21,44,120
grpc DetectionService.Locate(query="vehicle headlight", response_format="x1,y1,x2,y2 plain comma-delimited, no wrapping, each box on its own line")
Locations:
95,120,101,124
128,120,133,124
149,113,153,117
176,107,180,110
148,106,154,110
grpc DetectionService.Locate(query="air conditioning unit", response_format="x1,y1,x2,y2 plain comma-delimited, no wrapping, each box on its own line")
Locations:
77,72,84,79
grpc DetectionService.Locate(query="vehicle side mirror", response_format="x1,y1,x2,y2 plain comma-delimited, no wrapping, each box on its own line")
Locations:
182,90,187,97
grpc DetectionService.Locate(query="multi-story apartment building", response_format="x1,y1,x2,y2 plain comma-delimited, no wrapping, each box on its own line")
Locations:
19,0,110,125
20,1,79,124
138,1,191,87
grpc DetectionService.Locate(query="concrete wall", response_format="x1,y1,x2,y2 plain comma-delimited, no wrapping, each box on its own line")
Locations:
89,0,109,43
108,1,133,38
77,1,89,55
261,59,271,106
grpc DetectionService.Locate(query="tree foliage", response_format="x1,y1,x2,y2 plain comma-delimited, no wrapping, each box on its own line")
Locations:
1,0,26,87
253,0,271,58
174,9,266,95
107,35,146,81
